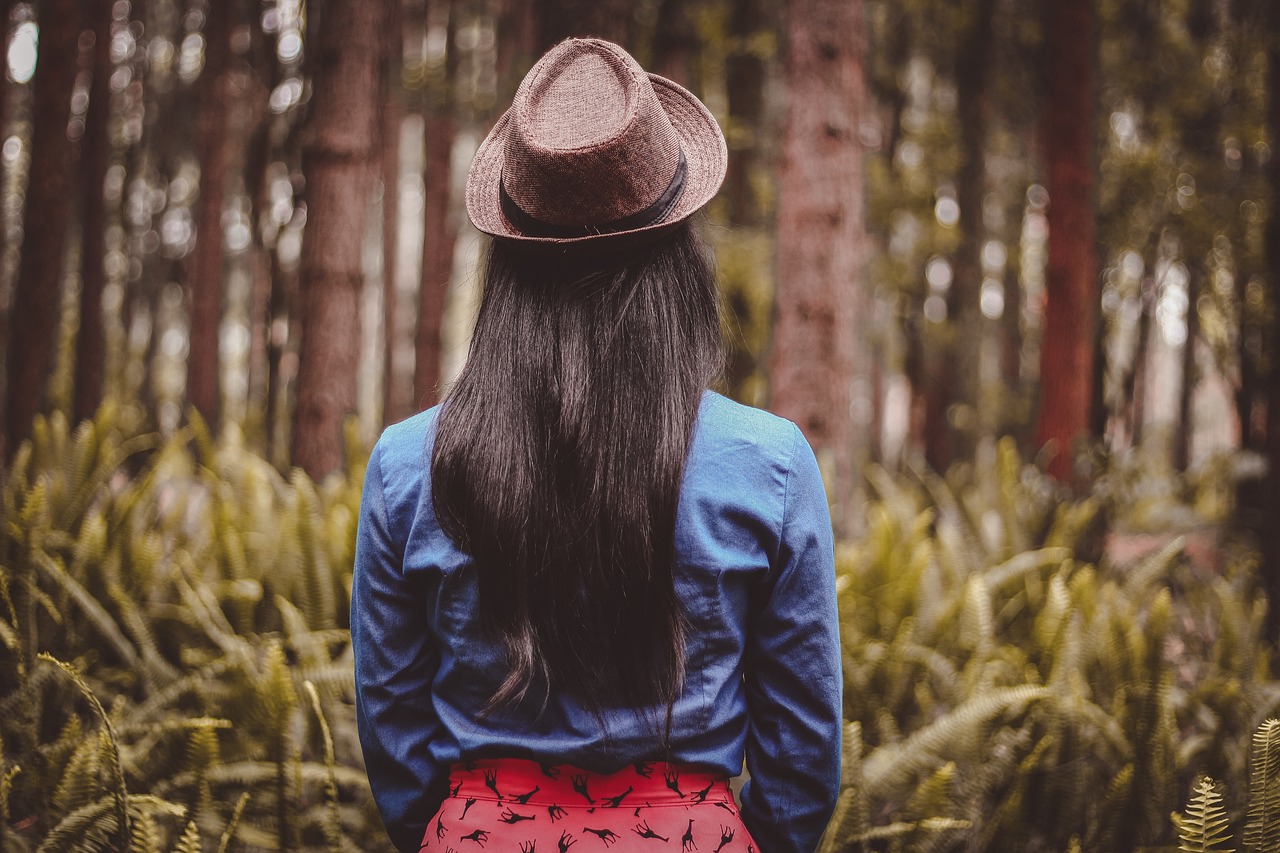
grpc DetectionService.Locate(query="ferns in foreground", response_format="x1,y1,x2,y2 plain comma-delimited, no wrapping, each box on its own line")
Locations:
821,437,1275,853
0,402,383,851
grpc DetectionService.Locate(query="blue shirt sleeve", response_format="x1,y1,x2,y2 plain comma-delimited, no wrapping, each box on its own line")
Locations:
739,424,842,853
352,439,447,853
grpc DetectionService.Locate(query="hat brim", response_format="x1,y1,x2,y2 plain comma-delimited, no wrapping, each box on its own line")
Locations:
465,73,728,246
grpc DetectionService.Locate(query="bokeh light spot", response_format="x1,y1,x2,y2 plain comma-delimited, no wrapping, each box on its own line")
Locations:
8,22,38,84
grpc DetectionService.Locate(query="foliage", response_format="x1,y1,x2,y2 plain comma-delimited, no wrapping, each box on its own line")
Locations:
820,437,1277,853
0,402,382,851
4,406,1279,853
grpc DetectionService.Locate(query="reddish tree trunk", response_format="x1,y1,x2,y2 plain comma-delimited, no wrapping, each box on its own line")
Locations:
382,0,409,426
948,0,994,461
243,0,279,447
74,0,114,424
769,0,866,532
5,0,78,453
650,0,696,82
1033,0,1097,482
291,0,386,477
0,0,14,206
1261,0,1280,642
414,116,456,410
533,0,633,53
185,0,234,426
493,0,534,106
413,0,457,410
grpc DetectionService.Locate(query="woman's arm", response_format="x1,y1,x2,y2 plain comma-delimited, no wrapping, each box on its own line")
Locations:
739,424,843,853
352,440,447,853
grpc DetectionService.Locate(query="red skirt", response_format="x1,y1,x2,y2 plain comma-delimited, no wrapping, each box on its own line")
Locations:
420,758,758,853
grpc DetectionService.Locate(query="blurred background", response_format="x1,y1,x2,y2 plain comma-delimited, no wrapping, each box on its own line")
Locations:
2,0,1280,851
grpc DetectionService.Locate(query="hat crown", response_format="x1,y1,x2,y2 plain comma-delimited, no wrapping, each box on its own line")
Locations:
501,39,683,228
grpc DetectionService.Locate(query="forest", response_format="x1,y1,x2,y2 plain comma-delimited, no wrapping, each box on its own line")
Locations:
1,0,1279,851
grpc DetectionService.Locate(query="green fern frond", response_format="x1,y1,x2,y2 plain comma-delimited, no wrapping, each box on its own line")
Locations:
1245,719,1280,853
170,820,200,853
33,551,141,671
53,728,105,818
129,809,161,853
40,654,130,848
0,763,21,826
216,792,250,853
863,686,1048,799
1122,536,1185,598
1177,777,1234,853
982,547,1072,594
304,681,342,853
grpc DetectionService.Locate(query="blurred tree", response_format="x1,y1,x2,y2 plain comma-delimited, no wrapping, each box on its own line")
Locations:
949,0,995,460
291,0,387,477
1034,0,1098,482
243,2,280,447
0,0,14,212
73,0,115,424
1262,0,1280,641
413,0,457,411
649,0,697,82
381,0,408,425
770,0,866,532
533,0,633,53
186,0,235,426
6,0,78,454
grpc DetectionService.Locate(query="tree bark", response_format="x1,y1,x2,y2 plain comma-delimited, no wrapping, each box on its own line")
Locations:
949,0,995,460
381,0,408,426
291,0,386,477
414,0,457,411
769,0,866,533
185,0,235,426
533,0,633,54
73,0,114,424
1033,0,1097,482
1260,0,1280,642
0,0,15,212
6,0,78,453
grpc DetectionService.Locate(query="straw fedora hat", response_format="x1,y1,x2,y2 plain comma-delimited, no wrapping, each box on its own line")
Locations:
466,38,727,247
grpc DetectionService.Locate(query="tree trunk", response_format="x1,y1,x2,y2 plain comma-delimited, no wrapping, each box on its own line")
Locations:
6,0,78,454
493,0,534,107
291,0,386,478
769,0,866,533
949,0,995,460
0,0,15,215
1260,0,1280,643
382,0,408,426
414,0,457,411
74,0,114,424
185,0,234,426
1176,271,1200,472
725,0,765,227
1033,0,1097,483
650,0,695,82
534,0,633,53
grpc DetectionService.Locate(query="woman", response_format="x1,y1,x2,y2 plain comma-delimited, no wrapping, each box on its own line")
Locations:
352,38,841,853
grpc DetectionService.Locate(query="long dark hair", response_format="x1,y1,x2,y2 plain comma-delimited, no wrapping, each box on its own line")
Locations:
430,221,723,719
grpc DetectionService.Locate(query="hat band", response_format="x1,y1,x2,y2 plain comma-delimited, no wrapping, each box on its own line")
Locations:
499,149,688,239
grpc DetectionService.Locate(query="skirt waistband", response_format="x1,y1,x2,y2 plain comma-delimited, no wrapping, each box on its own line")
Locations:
447,758,733,807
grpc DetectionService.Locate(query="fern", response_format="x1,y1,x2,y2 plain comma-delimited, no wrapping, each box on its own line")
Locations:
1177,777,1234,853
1245,719,1280,853
170,820,200,853
304,681,343,853
862,686,1048,798
216,792,250,853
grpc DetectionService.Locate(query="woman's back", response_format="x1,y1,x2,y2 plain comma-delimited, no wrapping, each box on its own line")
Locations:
355,390,840,851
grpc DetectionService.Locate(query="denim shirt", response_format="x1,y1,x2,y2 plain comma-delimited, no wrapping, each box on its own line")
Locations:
352,390,842,853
